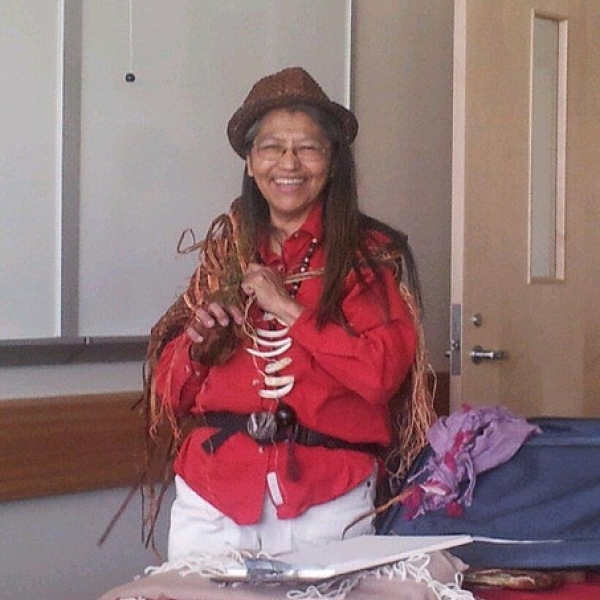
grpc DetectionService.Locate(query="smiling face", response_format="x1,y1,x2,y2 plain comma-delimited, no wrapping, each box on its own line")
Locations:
245,108,332,237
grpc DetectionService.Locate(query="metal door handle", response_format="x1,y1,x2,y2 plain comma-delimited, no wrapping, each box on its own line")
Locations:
470,345,509,364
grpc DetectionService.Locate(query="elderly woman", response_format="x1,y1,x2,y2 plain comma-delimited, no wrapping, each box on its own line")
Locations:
144,67,434,560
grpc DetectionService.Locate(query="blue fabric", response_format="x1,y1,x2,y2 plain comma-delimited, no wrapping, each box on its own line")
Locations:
377,418,600,568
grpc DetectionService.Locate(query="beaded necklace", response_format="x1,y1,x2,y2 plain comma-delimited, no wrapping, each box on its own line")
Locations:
288,237,318,298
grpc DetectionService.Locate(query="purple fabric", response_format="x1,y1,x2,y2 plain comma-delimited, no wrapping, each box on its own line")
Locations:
403,405,541,519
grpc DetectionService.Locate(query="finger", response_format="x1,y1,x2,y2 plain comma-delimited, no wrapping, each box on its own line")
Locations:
241,273,258,296
244,262,262,274
243,267,269,289
186,325,204,343
193,306,215,328
205,301,230,327
229,305,245,326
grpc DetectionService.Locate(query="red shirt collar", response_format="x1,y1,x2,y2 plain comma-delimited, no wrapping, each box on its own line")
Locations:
295,200,323,241
258,201,324,262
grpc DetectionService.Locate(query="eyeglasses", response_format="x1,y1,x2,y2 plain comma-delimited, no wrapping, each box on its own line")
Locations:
253,141,330,163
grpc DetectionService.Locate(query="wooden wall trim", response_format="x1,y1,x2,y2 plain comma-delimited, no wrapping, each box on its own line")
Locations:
0,372,449,503
0,391,145,502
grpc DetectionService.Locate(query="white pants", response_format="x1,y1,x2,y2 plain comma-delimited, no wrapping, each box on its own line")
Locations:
168,470,377,561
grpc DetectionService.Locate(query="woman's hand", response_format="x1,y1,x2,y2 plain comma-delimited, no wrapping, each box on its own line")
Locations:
241,263,304,325
186,300,244,344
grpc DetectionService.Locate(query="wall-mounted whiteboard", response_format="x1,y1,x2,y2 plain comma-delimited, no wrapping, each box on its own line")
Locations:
0,0,63,341
1,0,352,346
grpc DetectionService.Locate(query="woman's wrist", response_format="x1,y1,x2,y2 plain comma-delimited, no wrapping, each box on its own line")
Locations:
273,297,304,326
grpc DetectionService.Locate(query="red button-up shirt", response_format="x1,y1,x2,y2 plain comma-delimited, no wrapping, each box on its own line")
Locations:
154,203,417,525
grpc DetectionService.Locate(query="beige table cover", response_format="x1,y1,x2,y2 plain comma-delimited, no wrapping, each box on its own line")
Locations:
96,551,475,600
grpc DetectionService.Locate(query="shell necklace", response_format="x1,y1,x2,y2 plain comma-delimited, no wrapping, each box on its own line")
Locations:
246,237,318,400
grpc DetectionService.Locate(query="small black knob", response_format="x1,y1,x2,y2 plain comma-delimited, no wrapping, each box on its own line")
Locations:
275,402,297,428
125,72,136,83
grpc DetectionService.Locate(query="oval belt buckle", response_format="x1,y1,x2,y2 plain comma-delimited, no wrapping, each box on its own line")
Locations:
246,411,278,442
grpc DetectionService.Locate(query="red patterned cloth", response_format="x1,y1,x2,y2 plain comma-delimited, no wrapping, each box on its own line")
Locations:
469,573,600,600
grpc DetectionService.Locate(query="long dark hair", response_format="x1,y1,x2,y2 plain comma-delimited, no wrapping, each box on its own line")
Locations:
238,105,422,330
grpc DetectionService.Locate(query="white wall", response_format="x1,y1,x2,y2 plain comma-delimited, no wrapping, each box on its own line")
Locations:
353,0,454,371
0,487,173,600
0,2,454,599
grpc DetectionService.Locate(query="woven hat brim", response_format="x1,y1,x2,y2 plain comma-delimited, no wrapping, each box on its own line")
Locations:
227,95,358,158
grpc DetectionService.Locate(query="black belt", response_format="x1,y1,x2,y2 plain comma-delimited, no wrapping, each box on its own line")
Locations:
196,408,386,458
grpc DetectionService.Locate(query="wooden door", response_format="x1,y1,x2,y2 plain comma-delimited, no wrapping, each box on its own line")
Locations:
450,0,600,416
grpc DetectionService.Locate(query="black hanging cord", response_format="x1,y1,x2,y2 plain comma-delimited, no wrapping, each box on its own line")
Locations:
125,0,136,82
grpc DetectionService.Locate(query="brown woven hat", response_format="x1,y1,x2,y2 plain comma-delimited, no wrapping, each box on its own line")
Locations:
227,67,358,158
